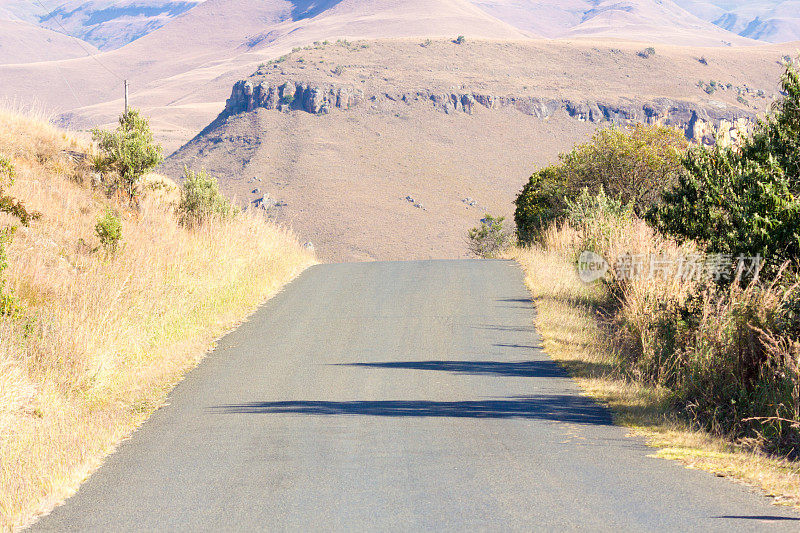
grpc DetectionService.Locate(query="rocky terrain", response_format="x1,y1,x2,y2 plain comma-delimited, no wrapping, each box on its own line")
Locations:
224,78,753,144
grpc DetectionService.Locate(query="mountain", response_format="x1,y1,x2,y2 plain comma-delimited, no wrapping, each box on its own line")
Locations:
163,39,791,261
562,0,755,46
0,0,203,50
0,0,788,154
2,0,798,54
673,1,800,43
0,0,531,149
469,0,757,45
0,19,99,64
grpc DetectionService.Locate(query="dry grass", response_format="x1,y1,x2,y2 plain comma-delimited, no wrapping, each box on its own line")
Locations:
0,108,315,530
511,242,800,511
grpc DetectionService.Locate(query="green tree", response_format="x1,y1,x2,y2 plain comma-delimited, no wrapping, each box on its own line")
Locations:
92,109,163,200
649,58,800,273
178,167,233,228
514,124,688,243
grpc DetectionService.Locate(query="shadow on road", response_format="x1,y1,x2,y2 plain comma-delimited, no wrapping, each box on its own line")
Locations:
212,395,613,425
338,359,564,378
713,516,800,521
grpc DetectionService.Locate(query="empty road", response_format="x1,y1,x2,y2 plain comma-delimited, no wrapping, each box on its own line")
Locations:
33,260,799,531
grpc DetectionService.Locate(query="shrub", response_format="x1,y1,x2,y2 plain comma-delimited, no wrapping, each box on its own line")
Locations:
0,227,19,316
92,109,164,200
467,214,511,258
178,167,233,228
514,124,689,243
94,208,122,254
649,58,800,276
0,155,39,316
454,35,466,44
0,154,40,226
637,47,656,58
333,65,345,76
545,202,800,454
564,187,633,255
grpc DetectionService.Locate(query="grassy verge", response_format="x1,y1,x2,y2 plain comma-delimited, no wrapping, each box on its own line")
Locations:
511,244,800,509
0,109,315,529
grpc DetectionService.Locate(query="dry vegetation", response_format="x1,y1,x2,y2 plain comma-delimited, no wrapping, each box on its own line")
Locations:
0,108,314,529
511,218,800,510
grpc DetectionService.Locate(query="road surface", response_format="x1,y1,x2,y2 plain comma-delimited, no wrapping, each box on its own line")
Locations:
33,260,800,531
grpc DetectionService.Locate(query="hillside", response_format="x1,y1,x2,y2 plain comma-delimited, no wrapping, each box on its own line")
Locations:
163,38,792,262
37,0,203,50
0,0,531,152
0,108,314,528
0,19,99,65
674,0,800,43
474,0,760,46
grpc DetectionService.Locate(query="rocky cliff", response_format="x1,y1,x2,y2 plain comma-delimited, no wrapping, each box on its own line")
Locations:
224,79,754,144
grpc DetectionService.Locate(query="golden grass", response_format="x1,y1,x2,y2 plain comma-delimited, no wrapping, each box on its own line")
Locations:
510,244,800,511
0,108,315,529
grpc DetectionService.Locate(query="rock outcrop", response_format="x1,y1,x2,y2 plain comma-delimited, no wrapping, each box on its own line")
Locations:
226,80,365,115
225,79,754,143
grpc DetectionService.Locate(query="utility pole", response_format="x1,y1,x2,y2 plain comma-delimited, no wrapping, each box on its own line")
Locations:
124,80,129,114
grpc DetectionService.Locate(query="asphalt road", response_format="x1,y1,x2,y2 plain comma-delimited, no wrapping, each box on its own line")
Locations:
32,260,800,531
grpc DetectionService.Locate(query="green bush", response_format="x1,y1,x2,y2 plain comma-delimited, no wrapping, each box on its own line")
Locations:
514,124,689,243
467,214,510,258
94,208,122,254
637,47,655,58
467,214,511,258
454,35,466,44
649,58,800,276
0,227,20,316
178,167,233,228
92,109,164,200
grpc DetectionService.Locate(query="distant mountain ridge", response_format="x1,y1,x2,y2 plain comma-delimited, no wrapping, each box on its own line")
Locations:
673,1,800,43
1,0,797,51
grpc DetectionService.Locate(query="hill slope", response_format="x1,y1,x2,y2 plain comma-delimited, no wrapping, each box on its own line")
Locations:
163,39,791,262
0,108,313,528
0,0,529,150
674,0,800,43
0,19,99,65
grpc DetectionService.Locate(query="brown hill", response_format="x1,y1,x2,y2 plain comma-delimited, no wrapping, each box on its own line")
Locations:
163,38,792,262
0,19,99,65
0,0,529,151
472,0,758,45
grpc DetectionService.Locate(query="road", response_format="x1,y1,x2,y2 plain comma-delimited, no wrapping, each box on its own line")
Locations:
32,260,800,531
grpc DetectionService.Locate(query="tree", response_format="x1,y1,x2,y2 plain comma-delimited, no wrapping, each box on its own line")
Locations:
514,124,688,243
92,109,163,200
648,58,800,273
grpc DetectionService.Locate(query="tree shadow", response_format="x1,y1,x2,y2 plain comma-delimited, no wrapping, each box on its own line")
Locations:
713,516,799,521
212,395,613,425
339,360,565,378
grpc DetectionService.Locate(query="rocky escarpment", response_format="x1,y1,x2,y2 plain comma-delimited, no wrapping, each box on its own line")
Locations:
225,79,754,144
